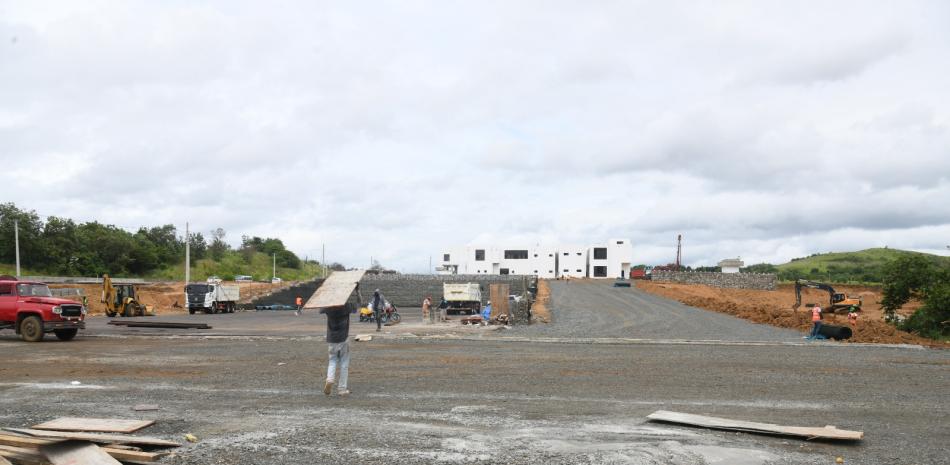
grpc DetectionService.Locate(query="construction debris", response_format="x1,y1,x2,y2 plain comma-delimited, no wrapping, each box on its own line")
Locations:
108,321,211,329
5,428,181,447
32,418,154,434
41,440,122,465
354,335,372,342
646,410,864,441
132,405,160,412
184,434,198,443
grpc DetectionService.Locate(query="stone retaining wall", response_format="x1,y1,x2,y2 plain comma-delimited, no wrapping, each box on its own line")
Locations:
651,271,776,290
359,274,534,307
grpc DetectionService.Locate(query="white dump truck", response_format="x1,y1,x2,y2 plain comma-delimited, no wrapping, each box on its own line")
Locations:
443,283,482,315
185,282,240,314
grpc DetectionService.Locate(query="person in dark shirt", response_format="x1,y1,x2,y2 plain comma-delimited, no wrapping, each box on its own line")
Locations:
371,289,385,332
320,301,356,396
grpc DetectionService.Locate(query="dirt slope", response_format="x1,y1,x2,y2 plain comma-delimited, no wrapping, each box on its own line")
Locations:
636,281,945,347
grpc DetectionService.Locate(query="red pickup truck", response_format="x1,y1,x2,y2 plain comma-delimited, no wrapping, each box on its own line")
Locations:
0,276,86,342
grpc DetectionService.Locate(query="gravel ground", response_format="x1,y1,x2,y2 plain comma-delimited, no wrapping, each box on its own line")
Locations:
0,282,946,464
509,280,803,341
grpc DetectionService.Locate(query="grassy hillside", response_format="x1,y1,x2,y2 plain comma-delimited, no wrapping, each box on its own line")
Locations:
148,250,324,282
2,250,324,282
775,248,950,284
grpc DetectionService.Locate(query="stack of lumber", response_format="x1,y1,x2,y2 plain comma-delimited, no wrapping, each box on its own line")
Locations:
0,417,182,464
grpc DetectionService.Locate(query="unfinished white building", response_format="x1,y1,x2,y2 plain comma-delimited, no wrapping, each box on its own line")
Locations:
437,239,632,279
718,258,744,274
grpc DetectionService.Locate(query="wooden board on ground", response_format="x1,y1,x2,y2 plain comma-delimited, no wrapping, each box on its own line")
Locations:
5,428,180,447
0,454,13,465
132,405,159,412
32,418,154,434
304,270,366,309
0,434,165,463
646,410,864,441
41,441,122,465
0,444,47,465
489,284,509,320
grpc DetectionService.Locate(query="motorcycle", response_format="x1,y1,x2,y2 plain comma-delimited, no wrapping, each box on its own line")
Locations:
359,302,401,324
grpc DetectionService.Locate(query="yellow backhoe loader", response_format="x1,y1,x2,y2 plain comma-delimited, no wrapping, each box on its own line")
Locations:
792,279,862,314
101,274,152,317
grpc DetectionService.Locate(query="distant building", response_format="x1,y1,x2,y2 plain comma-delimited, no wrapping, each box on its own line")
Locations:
718,258,744,274
438,239,633,279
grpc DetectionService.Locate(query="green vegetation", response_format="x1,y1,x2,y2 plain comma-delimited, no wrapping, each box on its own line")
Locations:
774,248,950,284
0,202,323,281
880,254,950,339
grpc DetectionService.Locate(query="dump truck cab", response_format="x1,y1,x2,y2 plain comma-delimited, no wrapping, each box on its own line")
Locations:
0,276,86,342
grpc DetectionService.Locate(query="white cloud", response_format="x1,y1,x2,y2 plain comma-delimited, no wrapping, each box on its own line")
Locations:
2,0,949,272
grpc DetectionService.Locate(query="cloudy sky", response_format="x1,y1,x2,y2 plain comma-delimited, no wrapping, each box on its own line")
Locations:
2,1,949,272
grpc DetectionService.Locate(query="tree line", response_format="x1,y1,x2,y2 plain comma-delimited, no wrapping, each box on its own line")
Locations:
0,203,302,277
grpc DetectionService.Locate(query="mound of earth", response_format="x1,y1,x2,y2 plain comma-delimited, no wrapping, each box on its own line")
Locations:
636,281,945,347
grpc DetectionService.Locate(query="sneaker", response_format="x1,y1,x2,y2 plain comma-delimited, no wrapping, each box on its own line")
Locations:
323,380,334,395
338,389,350,397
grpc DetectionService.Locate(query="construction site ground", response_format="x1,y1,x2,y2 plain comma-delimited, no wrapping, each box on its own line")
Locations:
1,280,947,464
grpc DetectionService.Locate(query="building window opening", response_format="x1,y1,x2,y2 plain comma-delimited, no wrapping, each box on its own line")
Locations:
504,250,528,259
475,249,485,261
443,254,450,262
594,247,607,260
593,266,607,277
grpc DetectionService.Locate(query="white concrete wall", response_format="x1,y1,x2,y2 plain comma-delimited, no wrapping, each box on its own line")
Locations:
438,240,630,279
722,265,740,274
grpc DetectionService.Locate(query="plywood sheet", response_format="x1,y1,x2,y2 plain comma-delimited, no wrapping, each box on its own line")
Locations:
489,284,509,319
304,270,366,309
41,441,122,465
32,418,154,434
0,454,13,465
5,428,180,447
647,410,863,441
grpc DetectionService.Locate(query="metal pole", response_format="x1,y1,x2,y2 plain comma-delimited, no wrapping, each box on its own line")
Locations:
272,253,276,281
429,255,432,275
185,222,190,283
322,243,326,277
14,219,20,278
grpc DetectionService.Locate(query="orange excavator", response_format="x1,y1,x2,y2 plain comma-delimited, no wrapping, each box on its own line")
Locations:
792,280,862,314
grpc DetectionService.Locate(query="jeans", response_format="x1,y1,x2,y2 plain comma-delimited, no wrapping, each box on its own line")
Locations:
326,340,350,390
810,321,823,338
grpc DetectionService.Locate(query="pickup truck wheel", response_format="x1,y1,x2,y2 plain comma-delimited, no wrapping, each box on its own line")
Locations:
188,308,196,315
19,315,45,342
54,329,78,341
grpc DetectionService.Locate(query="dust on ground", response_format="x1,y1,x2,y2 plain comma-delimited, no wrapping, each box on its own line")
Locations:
48,281,294,315
636,281,945,347
530,280,551,323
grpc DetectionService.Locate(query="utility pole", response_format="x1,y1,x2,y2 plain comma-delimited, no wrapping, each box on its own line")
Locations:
184,222,190,283
272,253,277,281
322,243,326,277
429,255,432,275
14,219,20,278
675,234,682,270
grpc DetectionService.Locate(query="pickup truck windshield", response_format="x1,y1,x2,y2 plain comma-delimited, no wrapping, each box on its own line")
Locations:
186,284,210,294
16,283,53,297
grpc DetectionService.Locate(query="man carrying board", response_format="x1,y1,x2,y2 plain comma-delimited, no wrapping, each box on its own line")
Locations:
302,270,366,397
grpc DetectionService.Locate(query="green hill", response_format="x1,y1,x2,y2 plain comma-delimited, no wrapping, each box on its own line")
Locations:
774,248,950,283
148,250,324,282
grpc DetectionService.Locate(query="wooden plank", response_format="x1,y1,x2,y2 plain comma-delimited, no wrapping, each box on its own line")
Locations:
32,418,154,434
0,435,163,463
489,284,509,319
0,454,13,465
0,444,48,465
304,270,366,309
647,410,863,441
40,441,122,465
5,429,180,448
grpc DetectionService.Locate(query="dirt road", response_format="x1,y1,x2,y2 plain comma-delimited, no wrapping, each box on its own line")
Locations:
513,280,803,342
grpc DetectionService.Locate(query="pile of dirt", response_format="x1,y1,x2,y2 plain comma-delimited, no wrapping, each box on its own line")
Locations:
636,281,946,347
531,280,552,323
48,281,294,316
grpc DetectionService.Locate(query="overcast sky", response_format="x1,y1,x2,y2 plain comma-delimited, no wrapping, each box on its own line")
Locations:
2,1,949,272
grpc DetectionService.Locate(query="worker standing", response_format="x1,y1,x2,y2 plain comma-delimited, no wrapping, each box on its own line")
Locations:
438,297,449,322
422,295,432,323
848,306,858,327
371,289,385,332
809,304,823,339
320,301,356,397
294,295,303,316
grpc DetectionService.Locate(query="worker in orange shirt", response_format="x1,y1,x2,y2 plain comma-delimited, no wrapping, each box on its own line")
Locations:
294,295,303,316
808,304,823,339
